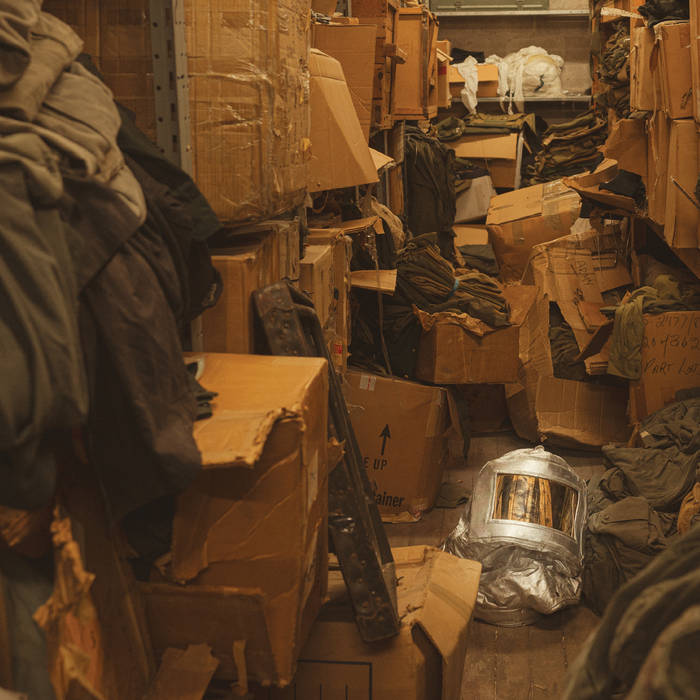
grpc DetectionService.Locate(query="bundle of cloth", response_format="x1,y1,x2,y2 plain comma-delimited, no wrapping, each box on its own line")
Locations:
523,109,607,185
0,4,221,522
595,21,631,119
351,234,510,378
582,395,700,617
605,274,700,380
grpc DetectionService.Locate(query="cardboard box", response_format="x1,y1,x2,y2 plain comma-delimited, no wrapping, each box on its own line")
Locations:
647,111,672,224
630,26,656,111
186,0,311,222
455,176,497,223
448,63,500,99
253,546,481,700
450,132,522,190
300,244,335,328
691,0,700,121
629,310,700,421
143,353,329,686
392,6,438,119
655,21,694,119
343,371,451,521
309,49,379,192
306,229,353,372
522,228,632,355
201,237,275,353
415,285,539,385
312,24,377,140
486,180,582,281
505,291,631,449
663,119,700,248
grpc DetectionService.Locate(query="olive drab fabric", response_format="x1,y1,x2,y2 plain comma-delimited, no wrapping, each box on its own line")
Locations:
404,125,456,238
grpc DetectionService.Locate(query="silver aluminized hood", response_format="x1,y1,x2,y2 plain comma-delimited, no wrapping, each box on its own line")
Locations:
442,446,587,626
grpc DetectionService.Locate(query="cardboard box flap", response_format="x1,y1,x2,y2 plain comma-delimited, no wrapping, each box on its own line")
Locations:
337,216,384,236
452,133,519,161
393,547,481,700
187,354,327,469
350,269,397,293
453,224,489,246
486,183,546,225
603,118,647,178
370,147,395,172
309,49,379,192
145,644,219,700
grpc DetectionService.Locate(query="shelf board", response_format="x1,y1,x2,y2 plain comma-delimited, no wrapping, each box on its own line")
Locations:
435,9,589,17
452,94,591,103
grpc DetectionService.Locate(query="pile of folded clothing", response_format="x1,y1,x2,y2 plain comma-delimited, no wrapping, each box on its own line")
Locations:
596,21,631,118
523,109,607,185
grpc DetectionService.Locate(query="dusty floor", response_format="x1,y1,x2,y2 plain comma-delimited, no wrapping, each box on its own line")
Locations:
385,431,602,700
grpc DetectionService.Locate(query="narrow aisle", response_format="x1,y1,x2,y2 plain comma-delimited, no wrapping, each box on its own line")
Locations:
385,433,603,699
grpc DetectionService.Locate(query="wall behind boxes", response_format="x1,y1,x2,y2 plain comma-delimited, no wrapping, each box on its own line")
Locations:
436,0,592,97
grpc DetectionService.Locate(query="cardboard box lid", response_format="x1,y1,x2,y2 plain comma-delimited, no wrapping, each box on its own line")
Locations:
185,353,328,470
308,49,379,193
452,133,518,161
486,180,578,226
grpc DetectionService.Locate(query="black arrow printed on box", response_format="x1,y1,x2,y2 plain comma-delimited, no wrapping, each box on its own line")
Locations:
379,424,391,455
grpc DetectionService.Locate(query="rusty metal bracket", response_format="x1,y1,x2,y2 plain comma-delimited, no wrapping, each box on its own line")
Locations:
252,282,400,642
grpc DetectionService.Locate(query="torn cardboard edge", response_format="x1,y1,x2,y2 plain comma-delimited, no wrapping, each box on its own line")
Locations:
145,644,219,700
562,158,638,214
413,306,499,338
350,269,397,293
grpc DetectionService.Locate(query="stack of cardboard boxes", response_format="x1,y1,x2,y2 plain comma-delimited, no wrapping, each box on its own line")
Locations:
35,2,482,698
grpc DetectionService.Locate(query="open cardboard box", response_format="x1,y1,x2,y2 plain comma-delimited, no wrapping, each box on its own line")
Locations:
141,354,330,686
343,371,452,522
505,290,631,449
486,180,582,281
415,285,539,385
252,545,482,700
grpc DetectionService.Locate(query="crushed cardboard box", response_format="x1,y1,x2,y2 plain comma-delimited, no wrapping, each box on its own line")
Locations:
415,285,539,385
629,310,700,422
309,49,379,192
522,227,633,359
654,21,693,119
486,180,581,281
505,290,631,449
663,119,700,249
252,545,482,700
201,236,277,354
142,354,329,686
312,23,377,140
343,371,451,522
450,133,522,190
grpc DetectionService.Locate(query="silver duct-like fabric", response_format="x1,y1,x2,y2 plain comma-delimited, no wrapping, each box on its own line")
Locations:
443,446,587,626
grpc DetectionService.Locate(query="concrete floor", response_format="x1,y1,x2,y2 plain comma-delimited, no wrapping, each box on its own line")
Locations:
385,431,602,700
